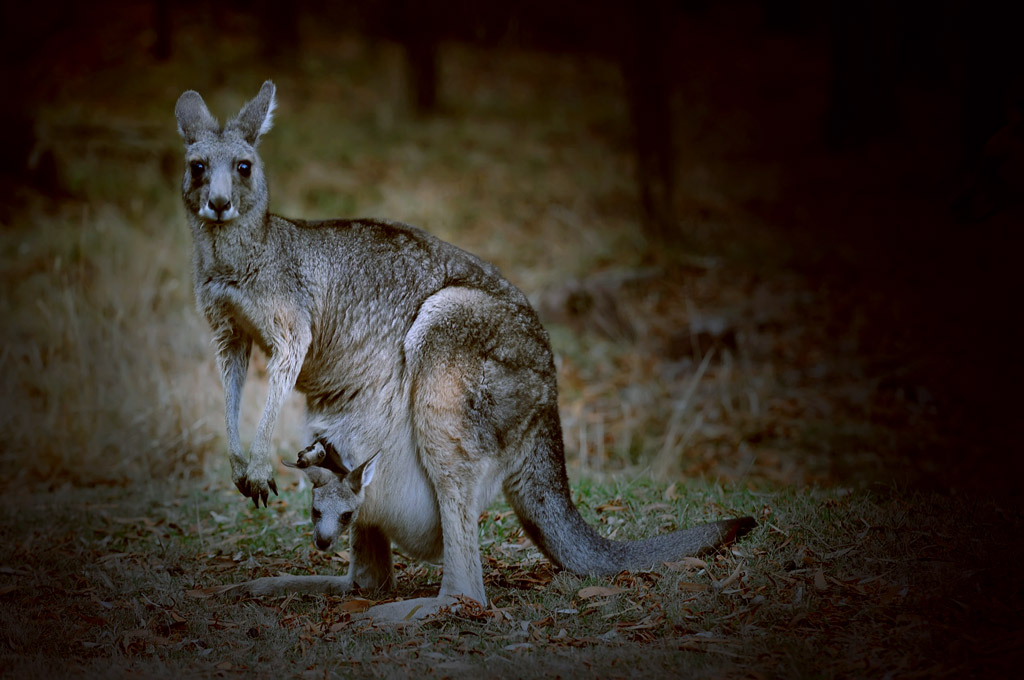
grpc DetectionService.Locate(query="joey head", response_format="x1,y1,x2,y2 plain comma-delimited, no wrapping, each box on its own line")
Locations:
286,449,378,551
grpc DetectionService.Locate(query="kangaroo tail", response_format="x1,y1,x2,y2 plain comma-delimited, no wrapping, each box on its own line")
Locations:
504,412,755,575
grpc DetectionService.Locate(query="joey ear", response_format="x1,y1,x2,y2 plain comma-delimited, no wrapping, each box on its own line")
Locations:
175,90,219,144
303,466,336,489
348,453,379,494
229,80,276,144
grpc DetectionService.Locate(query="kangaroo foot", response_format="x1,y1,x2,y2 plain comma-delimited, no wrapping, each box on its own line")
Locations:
357,595,473,625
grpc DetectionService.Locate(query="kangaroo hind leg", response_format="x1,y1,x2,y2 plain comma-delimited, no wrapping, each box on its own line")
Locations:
404,288,517,607
358,361,494,624
413,361,496,606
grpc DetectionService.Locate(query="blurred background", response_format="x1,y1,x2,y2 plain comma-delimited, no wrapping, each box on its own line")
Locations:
1,0,1021,497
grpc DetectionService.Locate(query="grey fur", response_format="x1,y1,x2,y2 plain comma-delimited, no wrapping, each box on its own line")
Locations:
175,81,755,620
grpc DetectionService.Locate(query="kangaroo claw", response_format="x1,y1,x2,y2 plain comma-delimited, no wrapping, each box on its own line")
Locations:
269,479,278,496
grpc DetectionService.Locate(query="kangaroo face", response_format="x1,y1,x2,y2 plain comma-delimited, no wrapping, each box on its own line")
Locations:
175,81,276,226
182,136,266,225
291,452,379,551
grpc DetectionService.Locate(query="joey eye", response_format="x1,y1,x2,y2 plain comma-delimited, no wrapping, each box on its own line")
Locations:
189,161,205,180
236,161,251,177
340,511,353,525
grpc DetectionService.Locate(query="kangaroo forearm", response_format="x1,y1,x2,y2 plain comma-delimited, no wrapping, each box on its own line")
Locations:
249,385,288,464
249,336,309,462
223,366,246,460
215,331,252,463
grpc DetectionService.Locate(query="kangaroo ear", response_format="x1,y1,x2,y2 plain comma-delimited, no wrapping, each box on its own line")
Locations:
175,90,219,144
304,466,335,489
348,453,379,494
229,80,276,144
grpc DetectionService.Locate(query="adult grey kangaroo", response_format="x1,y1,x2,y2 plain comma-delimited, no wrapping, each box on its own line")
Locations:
175,80,755,621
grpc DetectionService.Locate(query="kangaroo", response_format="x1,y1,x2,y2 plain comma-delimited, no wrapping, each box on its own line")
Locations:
175,80,755,621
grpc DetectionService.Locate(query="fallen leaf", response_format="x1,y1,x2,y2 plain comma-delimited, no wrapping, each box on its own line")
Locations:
80,614,109,627
578,585,628,599
823,546,854,560
814,568,828,591
664,556,708,572
437,661,475,671
339,599,372,613
640,502,674,513
185,584,240,598
0,566,29,576
618,613,664,631
503,642,533,652
678,582,709,593
712,562,744,591
119,628,152,655
109,516,157,526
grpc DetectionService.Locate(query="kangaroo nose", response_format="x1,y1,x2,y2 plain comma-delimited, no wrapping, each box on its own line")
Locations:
208,196,231,213
315,536,332,551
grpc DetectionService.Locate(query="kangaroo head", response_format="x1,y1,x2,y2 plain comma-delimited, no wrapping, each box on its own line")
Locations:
174,80,276,225
286,451,378,551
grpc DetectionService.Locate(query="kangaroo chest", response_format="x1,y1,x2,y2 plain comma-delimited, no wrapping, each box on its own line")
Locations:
198,276,276,353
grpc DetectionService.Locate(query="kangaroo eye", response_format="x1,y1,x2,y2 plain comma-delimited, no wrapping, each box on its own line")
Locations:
311,508,322,520
340,512,353,525
236,161,251,177
189,161,205,180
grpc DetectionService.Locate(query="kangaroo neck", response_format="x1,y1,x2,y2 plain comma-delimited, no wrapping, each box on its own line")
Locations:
191,209,271,275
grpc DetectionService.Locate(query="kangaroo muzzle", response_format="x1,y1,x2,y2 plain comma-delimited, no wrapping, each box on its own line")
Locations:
200,170,239,222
